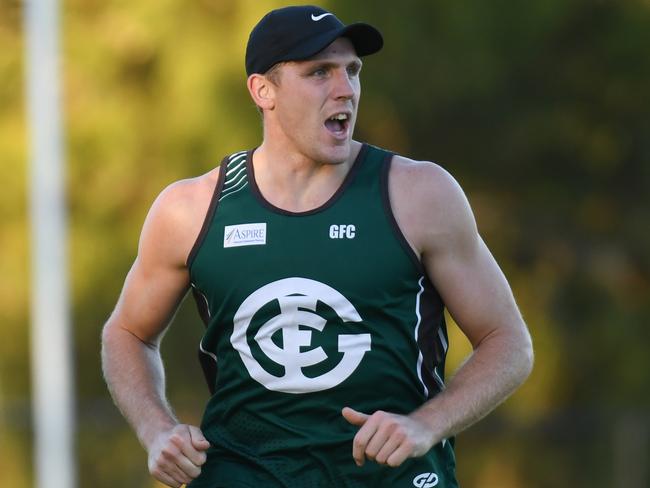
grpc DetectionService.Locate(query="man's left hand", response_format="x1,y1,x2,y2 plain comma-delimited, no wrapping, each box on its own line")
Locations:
341,407,436,468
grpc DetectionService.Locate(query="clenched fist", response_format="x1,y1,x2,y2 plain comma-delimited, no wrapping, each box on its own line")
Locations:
147,424,210,487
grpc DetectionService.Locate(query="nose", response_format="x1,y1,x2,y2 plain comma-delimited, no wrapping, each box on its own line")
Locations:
332,68,355,101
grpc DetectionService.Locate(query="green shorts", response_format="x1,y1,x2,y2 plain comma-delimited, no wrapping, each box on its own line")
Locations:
188,442,458,488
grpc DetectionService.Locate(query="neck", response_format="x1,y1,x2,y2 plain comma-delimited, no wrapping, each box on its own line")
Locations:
251,139,363,213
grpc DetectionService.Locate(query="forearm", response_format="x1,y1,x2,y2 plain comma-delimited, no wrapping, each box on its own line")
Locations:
412,327,533,443
101,323,178,450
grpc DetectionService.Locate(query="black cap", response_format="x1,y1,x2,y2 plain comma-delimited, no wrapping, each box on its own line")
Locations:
245,5,383,76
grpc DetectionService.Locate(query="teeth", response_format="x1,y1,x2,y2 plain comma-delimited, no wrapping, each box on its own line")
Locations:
330,114,348,121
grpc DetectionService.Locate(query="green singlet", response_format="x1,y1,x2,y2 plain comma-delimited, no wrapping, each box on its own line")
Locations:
187,144,458,488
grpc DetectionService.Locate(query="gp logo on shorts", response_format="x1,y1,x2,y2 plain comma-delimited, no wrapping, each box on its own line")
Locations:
231,277,371,393
413,472,439,488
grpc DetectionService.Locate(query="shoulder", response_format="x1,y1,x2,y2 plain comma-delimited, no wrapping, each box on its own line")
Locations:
389,154,466,206
138,168,220,267
387,154,478,257
150,169,219,222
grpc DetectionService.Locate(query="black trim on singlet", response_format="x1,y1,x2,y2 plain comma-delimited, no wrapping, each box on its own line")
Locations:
189,282,218,393
379,152,427,276
191,285,211,326
198,351,218,395
417,277,448,398
246,143,370,217
378,149,448,398
185,153,236,393
186,155,230,269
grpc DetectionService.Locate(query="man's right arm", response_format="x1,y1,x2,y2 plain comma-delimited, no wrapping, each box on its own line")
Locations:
101,177,214,487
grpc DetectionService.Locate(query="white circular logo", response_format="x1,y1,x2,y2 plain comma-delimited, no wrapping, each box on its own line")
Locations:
230,277,371,393
413,472,439,488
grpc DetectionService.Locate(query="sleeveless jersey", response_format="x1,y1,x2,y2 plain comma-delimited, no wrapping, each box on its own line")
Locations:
187,144,458,488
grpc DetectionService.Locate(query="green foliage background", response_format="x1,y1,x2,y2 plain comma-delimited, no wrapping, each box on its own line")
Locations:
1,0,649,486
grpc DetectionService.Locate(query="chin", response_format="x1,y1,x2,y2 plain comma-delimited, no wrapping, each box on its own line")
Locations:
321,141,352,165
325,150,350,165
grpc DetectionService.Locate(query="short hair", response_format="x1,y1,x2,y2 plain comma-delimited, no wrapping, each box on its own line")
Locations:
264,62,285,86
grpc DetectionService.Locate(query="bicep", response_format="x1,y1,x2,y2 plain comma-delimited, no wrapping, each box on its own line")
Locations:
413,168,524,348
391,158,527,349
110,255,189,344
425,232,524,348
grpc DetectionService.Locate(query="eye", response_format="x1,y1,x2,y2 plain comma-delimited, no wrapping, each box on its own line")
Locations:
347,63,362,77
311,67,328,77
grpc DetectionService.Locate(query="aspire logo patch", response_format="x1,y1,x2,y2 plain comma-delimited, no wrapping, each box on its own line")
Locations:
224,223,266,248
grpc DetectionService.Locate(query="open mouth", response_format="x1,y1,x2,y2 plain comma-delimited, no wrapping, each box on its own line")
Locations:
324,113,350,137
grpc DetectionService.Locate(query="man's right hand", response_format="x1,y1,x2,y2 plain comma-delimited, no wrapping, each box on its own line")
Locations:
147,424,210,487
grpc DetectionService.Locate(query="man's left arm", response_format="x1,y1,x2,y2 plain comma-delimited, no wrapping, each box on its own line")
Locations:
342,160,533,467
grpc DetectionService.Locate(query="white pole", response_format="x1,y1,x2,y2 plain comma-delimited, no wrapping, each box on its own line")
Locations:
24,0,76,487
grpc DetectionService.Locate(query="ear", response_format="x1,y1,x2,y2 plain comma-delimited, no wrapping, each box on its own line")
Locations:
247,74,276,111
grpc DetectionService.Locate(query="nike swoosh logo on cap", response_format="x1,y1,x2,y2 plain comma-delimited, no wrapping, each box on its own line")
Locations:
311,13,334,21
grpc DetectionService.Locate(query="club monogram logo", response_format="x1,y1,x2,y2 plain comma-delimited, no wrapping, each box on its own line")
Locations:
231,277,371,393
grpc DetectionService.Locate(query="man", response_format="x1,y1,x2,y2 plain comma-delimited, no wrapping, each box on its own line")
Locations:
102,5,533,488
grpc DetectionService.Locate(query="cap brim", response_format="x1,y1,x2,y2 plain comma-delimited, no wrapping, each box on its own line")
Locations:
340,23,384,57
274,23,383,67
